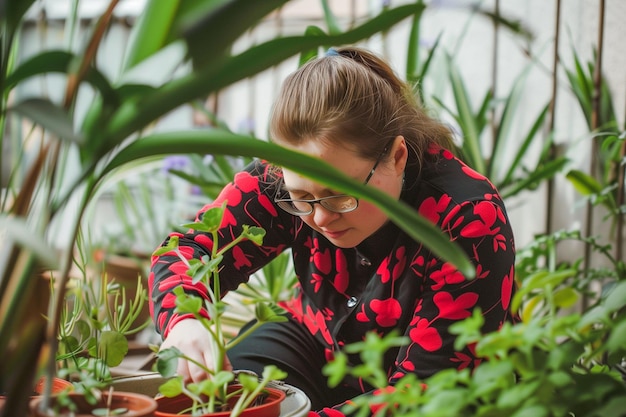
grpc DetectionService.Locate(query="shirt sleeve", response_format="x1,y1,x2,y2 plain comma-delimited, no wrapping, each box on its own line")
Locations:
149,160,294,337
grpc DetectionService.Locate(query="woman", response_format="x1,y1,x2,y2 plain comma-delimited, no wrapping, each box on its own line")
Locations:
150,46,516,416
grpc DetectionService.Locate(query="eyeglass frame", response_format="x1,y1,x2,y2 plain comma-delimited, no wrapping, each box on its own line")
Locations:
274,142,391,216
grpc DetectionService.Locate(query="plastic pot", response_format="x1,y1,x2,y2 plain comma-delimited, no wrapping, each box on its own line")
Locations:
154,385,286,417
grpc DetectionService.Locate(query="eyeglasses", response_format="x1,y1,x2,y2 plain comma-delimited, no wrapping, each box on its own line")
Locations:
275,144,389,216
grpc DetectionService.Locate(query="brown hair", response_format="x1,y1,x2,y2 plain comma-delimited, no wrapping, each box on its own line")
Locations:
269,46,455,164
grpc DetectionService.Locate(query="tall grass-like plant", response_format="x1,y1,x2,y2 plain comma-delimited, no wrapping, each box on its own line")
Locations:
408,4,569,200
564,47,626,225
0,1,474,416
433,52,568,200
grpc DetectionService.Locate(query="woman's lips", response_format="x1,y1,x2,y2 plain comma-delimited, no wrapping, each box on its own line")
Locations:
323,229,348,239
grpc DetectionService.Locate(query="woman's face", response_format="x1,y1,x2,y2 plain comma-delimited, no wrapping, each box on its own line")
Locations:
280,136,407,248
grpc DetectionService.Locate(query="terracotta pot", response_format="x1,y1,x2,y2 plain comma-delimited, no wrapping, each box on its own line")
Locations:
33,377,74,396
30,391,157,417
103,254,151,341
154,385,286,417
0,376,73,415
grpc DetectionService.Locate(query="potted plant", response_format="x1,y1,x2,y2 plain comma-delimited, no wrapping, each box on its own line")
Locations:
54,243,150,393
28,243,158,417
30,388,157,417
0,377,74,414
151,202,290,417
0,1,470,416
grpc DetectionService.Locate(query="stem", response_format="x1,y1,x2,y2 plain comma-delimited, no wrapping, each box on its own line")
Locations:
178,352,213,376
41,177,97,410
225,320,264,351
215,235,247,260
180,383,208,414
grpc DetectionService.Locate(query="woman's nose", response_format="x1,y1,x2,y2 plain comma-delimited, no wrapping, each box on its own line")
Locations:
311,203,340,227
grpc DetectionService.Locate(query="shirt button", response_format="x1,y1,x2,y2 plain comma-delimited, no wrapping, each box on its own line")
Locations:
360,257,371,267
347,296,358,308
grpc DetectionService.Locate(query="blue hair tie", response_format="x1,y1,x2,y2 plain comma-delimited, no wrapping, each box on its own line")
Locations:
325,48,340,57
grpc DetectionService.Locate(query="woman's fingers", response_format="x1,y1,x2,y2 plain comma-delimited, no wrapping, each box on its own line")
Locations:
184,348,213,383
159,319,230,383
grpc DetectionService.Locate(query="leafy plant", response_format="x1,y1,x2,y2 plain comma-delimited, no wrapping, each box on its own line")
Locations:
323,228,626,417
161,151,298,336
153,203,288,416
53,237,149,405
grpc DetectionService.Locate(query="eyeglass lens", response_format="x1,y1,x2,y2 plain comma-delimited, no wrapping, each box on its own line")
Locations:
276,194,358,215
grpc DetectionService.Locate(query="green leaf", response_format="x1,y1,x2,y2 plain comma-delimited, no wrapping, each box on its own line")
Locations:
498,104,550,188
299,26,327,66
320,0,342,35
2,0,37,36
0,215,59,270
322,352,348,388
4,50,118,106
182,0,289,69
9,98,83,143
158,376,184,397
99,331,129,367
175,290,203,314
566,169,603,196
603,281,626,313
547,341,584,371
593,395,626,417
237,372,259,391
212,370,235,386
405,5,422,84
156,347,182,377
261,364,287,382
445,53,485,174
565,166,619,213
579,305,608,328
191,378,216,397
99,131,474,277
496,379,541,409
605,320,626,352
552,287,579,309
510,404,549,417
152,235,180,256
547,370,574,388
501,156,569,200
475,8,534,41
421,390,467,415
512,269,577,312
76,320,91,341
242,225,266,246
94,3,425,146
58,335,80,355
121,0,182,71
201,206,226,232
254,302,287,323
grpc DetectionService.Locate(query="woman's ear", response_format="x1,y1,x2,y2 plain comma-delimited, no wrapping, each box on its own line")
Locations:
391,135,408,175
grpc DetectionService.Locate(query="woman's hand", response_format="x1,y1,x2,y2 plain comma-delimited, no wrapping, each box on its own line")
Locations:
159,319,232,383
